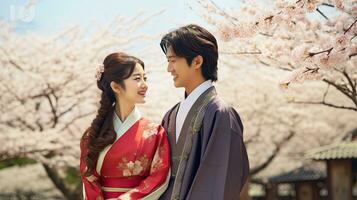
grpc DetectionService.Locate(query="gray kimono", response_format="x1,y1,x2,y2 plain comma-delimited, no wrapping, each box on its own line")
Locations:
159,86,249,200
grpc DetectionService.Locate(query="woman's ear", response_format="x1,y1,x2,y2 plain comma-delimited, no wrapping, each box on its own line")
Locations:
192,55,203,70
110,81,121,94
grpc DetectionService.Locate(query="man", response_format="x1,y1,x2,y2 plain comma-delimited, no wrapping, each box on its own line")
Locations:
159,24,249,200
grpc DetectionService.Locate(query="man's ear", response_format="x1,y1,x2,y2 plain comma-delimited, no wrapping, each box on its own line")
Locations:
192,55,203,70
110,81,121,94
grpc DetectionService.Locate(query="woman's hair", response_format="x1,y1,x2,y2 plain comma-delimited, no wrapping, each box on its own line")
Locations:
160,24,218,81
81,52,144,177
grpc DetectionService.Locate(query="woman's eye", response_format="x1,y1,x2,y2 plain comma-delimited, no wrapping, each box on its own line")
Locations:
144,77,147,81
134,78,140,81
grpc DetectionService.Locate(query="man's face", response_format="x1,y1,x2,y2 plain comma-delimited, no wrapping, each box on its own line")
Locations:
165,46,195,88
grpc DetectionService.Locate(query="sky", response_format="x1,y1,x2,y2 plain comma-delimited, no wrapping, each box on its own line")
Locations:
0,0,240,36
0,0,334,38
0,0,334,61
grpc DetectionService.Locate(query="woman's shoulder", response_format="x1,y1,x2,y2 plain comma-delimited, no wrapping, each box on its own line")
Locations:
139,118,165,136
140,117,161,129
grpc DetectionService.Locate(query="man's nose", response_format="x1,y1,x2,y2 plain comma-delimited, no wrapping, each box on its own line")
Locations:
167,63,172,72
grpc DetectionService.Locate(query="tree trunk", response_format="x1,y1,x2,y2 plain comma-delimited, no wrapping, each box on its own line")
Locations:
42,163,82,200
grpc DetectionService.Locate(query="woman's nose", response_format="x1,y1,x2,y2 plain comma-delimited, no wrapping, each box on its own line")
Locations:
141,79,148,88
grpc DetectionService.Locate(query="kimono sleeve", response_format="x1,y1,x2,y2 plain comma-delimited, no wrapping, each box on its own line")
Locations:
117,125,171,200
80,134,104,200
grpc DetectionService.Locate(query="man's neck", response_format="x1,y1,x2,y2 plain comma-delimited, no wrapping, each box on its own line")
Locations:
185,79,206,96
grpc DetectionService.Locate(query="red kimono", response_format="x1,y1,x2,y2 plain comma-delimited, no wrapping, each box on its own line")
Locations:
80,115,170,200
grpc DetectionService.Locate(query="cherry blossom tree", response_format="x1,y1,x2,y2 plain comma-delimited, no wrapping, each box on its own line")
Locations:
0,12,158,198
210,60,356,200
197,0,357,112
215,62,356,184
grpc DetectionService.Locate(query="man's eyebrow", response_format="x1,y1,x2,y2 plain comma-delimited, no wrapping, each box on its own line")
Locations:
132,73,146,76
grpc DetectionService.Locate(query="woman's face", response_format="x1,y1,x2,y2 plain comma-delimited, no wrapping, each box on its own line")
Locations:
112,63,148,105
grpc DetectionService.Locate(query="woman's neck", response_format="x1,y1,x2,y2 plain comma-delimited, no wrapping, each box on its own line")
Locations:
114,100,135,122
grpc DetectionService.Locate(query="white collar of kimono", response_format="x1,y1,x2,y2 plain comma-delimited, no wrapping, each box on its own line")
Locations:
113,106,141,140
175,80,213,142
96,106,141,175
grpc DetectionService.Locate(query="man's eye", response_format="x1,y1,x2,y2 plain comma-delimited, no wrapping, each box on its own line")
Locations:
144,77,147,81
134,78,140,81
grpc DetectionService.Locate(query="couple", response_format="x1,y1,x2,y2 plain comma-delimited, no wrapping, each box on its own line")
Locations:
79,24,249,200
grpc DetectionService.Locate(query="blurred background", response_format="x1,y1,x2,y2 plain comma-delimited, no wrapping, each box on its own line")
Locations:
0,0,356,199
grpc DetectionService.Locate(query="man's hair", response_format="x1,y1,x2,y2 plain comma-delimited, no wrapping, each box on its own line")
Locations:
160,24,218,81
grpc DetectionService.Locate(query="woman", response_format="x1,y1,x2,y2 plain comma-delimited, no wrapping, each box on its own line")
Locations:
80,52,170,200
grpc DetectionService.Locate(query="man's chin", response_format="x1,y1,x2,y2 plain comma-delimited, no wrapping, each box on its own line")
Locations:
173,81,183,88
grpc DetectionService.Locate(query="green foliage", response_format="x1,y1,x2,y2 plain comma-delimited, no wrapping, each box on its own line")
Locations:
65,167,81,185
0,158,36,170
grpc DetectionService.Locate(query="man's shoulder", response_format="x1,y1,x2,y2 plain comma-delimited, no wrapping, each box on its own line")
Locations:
163,102,180,118
205,96,235,114
162,102,180,127
204,96,243,130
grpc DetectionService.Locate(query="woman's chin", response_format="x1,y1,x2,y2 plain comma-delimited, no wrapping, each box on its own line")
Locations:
136,99,146,104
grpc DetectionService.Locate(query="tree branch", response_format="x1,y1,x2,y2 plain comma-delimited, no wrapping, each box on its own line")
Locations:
350,52,357,58
345,19,357,34
291,77,357,111
308,47,333,57
208,0,239,26
293,100,357,111
250,131,295,175
219,50,262,55
320,3,334,8
316,7,329,20
60,111,96,132
342,69,357,96
323,78,353,99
